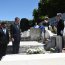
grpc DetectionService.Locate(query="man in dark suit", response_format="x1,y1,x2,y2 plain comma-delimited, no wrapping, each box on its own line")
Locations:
0,22,9,59
56,13,64,48
10,17,21,54
56,13,64,36
0,25,3,60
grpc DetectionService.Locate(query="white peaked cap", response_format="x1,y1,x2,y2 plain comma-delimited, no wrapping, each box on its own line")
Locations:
57,13,62,16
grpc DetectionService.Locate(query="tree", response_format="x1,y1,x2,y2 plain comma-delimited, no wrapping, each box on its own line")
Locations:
20,18,30,32
33,9,39,22
33,9,42,24
29,20,35,27
38,0,65,18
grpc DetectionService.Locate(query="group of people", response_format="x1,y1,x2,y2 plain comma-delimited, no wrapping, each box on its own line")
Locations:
0,13,64,60
0,17,21,60
34,13,65,50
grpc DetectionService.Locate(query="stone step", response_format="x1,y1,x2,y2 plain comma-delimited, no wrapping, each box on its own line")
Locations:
6,41,44,54
1,53,65,65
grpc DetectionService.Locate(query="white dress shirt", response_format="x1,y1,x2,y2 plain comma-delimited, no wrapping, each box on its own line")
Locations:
3,28,6,34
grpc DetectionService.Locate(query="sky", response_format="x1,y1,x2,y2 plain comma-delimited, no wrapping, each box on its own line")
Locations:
0,0,39,21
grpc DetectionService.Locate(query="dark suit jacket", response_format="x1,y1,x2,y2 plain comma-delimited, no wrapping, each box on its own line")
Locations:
1,28,9,44
10,23,21,41
0,29,3,44
57,19,64,36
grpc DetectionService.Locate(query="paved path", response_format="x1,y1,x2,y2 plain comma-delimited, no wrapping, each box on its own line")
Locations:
1,53,65,65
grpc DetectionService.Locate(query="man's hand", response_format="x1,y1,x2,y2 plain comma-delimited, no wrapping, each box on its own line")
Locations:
12,38,14,41
61,30,63,34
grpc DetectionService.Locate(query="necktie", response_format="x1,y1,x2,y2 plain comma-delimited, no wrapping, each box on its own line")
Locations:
17,24,20,29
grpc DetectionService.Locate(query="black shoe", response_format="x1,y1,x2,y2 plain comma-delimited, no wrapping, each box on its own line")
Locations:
0,56,2,61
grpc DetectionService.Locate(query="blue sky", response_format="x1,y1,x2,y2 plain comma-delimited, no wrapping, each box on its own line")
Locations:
0,0,39,21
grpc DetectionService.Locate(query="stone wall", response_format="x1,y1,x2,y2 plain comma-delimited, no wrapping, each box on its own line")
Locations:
30,27,41,41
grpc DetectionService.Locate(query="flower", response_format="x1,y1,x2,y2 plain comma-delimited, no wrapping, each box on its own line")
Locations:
26,47,44,54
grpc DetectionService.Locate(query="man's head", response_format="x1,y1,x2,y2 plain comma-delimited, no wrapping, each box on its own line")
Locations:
15,17,20,24
1,22,7,28
45,16,49,20
44,16,49,23
56,13,62,21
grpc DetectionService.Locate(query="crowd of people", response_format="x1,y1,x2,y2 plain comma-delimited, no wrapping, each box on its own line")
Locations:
0,13,64,60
